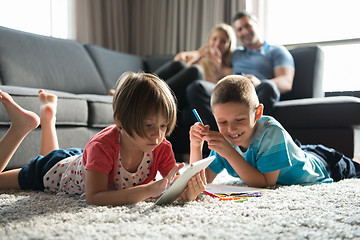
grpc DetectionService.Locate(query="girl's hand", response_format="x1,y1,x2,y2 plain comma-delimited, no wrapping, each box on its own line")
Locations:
146,178,169,198
184,52,202,66
197,45,211,58
164,162,185,187
147,163,185,198
207,48,223,80
180,169,207,201
208,47,222,67
174,51,201,66
174,51,189,62
189,122,210,148
185,44,212,66
202,130,235,158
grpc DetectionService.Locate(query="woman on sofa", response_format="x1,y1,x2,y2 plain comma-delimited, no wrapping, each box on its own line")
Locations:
154,23,236,111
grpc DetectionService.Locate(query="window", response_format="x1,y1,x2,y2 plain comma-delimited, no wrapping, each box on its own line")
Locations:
0,0,69,39
322,43,360,92
265,0,360,92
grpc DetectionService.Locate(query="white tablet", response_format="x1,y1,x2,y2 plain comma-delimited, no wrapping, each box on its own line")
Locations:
154,155,215,206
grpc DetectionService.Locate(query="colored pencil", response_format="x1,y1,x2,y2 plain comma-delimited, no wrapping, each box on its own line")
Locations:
203,190,220,198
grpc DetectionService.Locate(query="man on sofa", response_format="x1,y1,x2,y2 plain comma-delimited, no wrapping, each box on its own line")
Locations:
186,11,295,134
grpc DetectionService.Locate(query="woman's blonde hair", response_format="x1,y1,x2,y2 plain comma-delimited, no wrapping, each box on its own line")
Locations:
208,23,237,66
112,72,177,138
211,75,259,111
202,23,237,77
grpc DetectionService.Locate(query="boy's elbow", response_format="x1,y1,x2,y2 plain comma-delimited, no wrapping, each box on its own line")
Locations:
247,181,275,188
205,168,217,183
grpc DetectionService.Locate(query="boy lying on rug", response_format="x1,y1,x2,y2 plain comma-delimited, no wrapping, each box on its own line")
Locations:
0,72,206,206
189,75,360,187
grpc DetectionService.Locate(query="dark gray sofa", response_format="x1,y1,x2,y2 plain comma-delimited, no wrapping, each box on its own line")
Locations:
1,26,359,172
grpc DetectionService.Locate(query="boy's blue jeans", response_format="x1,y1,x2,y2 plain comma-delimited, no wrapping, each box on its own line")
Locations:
296,140,360,181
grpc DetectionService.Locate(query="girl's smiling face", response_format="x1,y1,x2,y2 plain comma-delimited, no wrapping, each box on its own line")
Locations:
212,101,260,150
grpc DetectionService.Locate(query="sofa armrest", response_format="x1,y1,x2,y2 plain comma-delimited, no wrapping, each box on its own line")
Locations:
274,96,360,129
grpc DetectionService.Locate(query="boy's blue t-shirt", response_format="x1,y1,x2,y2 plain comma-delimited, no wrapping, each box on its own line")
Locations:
231,41,295,80
208,116,333,185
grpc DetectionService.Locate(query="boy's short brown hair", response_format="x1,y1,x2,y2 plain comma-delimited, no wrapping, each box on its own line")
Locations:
112,72,177,138
211,75,259,111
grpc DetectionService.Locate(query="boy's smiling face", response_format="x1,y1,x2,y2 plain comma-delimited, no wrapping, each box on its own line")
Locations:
212,101,260,150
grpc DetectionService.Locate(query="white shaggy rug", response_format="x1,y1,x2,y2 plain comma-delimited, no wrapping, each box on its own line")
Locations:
1,172,360,240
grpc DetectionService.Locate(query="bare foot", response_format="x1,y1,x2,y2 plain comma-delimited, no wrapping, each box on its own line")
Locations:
0,89,40,134
108,89,115,96
38,89,58,126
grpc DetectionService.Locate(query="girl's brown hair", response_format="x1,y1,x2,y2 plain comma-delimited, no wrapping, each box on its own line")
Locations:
112,72,177,138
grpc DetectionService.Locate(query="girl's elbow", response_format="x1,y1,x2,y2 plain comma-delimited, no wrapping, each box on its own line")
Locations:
86,196,98,206
86,194,104,206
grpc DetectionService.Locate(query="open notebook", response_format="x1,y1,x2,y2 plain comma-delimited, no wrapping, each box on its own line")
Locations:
205,184,268,196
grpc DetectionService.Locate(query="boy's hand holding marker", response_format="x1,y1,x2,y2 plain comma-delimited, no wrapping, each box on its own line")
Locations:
190,109,210,148
191,109,235,158
202,130,236,159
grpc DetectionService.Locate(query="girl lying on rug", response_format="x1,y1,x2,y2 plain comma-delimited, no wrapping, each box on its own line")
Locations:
190,75,360,188
0,72,206,206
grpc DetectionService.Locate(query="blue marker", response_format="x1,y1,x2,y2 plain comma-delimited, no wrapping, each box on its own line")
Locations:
192,109,204,124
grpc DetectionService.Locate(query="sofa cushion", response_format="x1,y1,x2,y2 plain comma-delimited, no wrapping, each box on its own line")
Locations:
78,94,114,128
0,26,107,95
84,44,145,91
0,86,88,127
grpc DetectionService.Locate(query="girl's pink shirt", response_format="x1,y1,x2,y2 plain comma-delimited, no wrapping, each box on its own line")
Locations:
82,125,176,187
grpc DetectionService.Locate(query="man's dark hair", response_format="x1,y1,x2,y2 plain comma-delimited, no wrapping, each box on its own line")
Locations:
232,11,257,23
